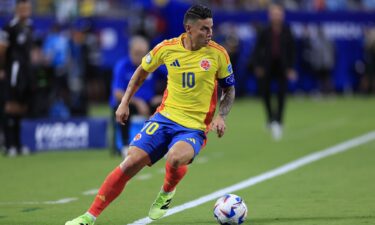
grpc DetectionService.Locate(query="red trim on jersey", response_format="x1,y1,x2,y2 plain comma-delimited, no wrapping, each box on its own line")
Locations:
208,42,230,64
156,88,169,113
204,81,218,132
152,40,179,55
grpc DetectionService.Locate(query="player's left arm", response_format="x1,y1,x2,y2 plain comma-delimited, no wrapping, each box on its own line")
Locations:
211,85,235,138
219,85,235,120
210,46,236,138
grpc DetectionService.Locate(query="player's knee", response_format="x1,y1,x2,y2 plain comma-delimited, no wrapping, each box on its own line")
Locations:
120,156,138,172
167,151,190,167
167,154,182,167
120,150,149,175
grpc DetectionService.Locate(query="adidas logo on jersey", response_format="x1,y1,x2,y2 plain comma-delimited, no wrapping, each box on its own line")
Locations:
170,59,180,67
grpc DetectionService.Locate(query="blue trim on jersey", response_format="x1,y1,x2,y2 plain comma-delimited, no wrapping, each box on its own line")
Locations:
218,73,235,88
130,113,206,164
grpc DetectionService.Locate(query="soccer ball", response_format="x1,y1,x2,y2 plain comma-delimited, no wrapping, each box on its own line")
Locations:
213,194,248,225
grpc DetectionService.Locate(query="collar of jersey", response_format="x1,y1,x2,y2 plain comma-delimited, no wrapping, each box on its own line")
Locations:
179,33,207,52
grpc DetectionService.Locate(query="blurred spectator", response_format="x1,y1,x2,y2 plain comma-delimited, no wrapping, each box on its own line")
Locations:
2,0,375,17
0,0,33,156
282,0,299,10
110,35,164,156
305,26,335,95
324,0,347,11
242,0,271,10
67,21,94,116
34,0,54,15
30,38,53,117
362,27,375,94
79,0,96,17
78,19,103,103
127,2,167,44
0,0,15,15
250,3,296,140
362,0,375,10
42,23,71,118
55,0,78,23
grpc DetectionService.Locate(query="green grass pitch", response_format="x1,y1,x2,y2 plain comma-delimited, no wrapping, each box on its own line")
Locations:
0,96,375,225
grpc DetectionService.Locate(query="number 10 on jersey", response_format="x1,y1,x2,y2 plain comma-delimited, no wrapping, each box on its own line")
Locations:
182,72,195,88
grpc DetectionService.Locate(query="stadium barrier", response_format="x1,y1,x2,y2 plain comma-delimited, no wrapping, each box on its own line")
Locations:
21,117,108,152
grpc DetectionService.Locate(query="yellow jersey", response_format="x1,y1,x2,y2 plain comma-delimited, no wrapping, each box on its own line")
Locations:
141,33,234,132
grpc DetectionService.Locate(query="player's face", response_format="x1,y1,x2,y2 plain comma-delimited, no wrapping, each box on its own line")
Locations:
16,2,32,21
189,18,213,48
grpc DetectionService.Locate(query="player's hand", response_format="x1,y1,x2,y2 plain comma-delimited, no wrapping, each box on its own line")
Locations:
116,102,130,125
210,116,226,138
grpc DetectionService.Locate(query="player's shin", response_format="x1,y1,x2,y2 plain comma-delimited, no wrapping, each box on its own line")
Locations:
163,162,188,192
88,166,132,217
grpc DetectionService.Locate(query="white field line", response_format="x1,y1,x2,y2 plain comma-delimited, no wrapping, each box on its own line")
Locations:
135,173,153,181
128,131,375,225
0,197,78,205
82,189,99,196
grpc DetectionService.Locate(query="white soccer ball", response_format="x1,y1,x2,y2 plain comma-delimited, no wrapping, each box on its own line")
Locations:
213,194,248,225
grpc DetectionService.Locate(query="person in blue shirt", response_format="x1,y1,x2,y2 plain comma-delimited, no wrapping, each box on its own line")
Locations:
110,35,165,155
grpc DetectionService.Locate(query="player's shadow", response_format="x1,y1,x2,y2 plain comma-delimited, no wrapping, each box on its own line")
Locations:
250,215,375,224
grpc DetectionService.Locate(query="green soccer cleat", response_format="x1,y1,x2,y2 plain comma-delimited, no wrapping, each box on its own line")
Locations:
148,189,176,220
65,213,95,225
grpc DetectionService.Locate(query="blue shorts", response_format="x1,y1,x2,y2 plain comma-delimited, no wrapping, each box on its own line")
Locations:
129,113,206,164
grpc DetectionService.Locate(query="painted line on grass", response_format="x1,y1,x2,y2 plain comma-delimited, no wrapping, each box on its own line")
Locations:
0,198,78,205
82,189,99,196
128,131,375,225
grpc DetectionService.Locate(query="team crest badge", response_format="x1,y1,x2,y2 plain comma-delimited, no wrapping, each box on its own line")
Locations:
200,59,211,71
145,53,152,64
133,133,142,141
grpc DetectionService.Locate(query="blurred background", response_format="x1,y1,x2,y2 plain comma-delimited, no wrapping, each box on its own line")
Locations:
0,0,375,154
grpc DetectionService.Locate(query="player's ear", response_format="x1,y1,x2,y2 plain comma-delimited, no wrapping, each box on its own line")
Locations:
184,24,192,34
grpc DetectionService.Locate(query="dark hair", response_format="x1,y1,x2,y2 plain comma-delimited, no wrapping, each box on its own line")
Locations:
183,4,212,25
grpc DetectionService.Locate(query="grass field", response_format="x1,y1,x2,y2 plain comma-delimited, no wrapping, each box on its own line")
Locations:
1,96,375,225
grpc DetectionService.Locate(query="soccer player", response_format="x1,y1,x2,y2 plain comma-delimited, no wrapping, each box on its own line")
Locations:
65,4,235,225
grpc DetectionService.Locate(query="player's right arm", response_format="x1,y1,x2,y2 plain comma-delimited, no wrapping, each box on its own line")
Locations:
116,66,150,125
116,40,166,124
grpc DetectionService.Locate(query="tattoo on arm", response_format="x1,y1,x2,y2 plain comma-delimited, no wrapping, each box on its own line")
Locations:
122,66,148,104
127,73,146,90
135,74,147,86
219,86,235,120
